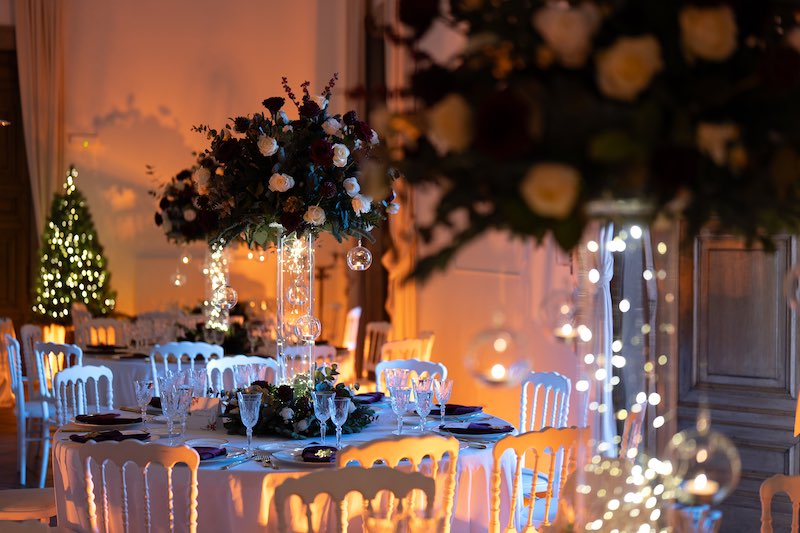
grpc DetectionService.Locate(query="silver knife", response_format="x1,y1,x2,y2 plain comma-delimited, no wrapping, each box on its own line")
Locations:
221,455,253,470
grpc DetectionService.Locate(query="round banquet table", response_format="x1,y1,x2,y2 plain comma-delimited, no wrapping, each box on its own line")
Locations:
52,404,520,532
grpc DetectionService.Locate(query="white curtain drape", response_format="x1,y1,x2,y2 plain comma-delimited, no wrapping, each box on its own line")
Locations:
15,0,65,237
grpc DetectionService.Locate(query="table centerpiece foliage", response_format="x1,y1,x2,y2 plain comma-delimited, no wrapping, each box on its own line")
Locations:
391,0,800,278
151,167,220,244
223,365,376,439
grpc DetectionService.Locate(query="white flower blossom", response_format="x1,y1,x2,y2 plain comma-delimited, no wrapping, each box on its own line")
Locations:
303,205,327,226
343,177,360,198
257,135,278,157
596,35,663,102
351,194,373,217
519,163,581,219
532,2,601,68
332,144,350,168
369,129,380,145
193,167,211,195
680,5,737,62
322,118,342,136
268,172,295,193
279,407,294,420
183,208,197,222
387,202,400,215
294,419,309,432
312,94,328,109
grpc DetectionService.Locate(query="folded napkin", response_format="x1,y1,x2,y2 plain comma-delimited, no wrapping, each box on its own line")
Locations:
193,446,227,461
70,430,149,443
353,392,384,404
430,404,482,416
440,422,514,435
302,445,337,463
75,413,142,425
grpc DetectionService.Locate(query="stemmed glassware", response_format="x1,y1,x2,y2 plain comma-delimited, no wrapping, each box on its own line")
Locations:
389,387,412,436
190,369,207,398
384,368,410,391
237,392,263,454
234,364,255,388
433,378,454,427
329,397,351,450
176,385,193,438
134,380,154,430
159,377,180,444
413,378,434,433
312,391,334,445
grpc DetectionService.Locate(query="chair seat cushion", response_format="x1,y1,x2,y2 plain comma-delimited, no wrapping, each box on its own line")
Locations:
0,488,57,521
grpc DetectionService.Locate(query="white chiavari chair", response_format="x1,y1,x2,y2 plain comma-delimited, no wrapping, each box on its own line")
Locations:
338,434,459,533
74,317,130,347
341,306,362,353
0,317,15,407
206,354,279,391
361,321,391,378
380,338,424,362
20,325,42,398
33,342,83,404
274,467,436,533
78,440,200,533
761,474,800,533
374,359,447,394
519,371,571,433
0,488,57,524
418,331,436,361
150,342,222,396
53,365,114,425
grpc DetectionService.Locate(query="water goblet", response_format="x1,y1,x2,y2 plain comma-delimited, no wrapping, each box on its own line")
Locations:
234,364,255,388
390,386,412,436
237,392,263,454
329,397,351,450
190,369,207,398
412,378,434,430
312,391,334,445
159,381,179,444
176,385,193,438
433,378,454,427
414,390,433,433
134,380,154,429
385,368,410,391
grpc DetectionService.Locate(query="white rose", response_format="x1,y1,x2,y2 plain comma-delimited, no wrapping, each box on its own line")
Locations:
322,118,342,136
162,214,173,233
519,163,581,219
276,110,289,125
332,144,350,168
183,208,197,222
680,5,737,62
369,129,380,145
532,2,601,68
343,177,360,197
353,139,363,150
312,94,328,109
351,194,373,217
279,407,294,420
596,35,663,102
303,205,327,226
386,202,400,215
294,419,309,432
696,122,740,166
427,93,474,153
268,172,295,193
193,167,211,195
257,134,278,157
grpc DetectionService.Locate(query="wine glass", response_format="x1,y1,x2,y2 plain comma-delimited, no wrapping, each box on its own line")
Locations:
191,369,207,398
176,385,193,438
237,392,263,453
328,397,351,450
159,378,179,444
134,380,154,429
234,364,255,388
412,377,434,431
433,378,454,428
312,391,334,445
414,390,433,434
384,368,410,391
390,387,412,436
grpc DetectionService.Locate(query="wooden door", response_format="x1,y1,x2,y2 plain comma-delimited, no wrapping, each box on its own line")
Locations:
0,27,35,330
678,232,799,532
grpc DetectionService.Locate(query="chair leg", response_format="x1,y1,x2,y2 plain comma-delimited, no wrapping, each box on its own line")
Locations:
17,416,26,486
38,424,50,489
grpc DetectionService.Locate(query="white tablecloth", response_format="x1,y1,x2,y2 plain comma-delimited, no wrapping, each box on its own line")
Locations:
52,405,519,532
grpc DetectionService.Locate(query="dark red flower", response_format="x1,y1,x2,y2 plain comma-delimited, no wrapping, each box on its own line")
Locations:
399,0,439,37
233,116,251,133
310,139,334,166
353,121,373,142
215,139,240,163
343,110,358,126
176,169,192,181
279,211,303,233
262,97,285,115
277,385,294,402
158,197,169,210
475,88,532,159
299,100,322,119
154,212,163,226
320,181,337,199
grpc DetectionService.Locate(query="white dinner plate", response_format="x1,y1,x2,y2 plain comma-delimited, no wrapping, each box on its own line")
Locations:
196,446,246,465
185,437,228,447
271,448,337,468
69,415,144,431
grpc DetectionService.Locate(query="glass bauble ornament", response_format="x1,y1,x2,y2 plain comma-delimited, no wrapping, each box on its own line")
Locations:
212,284,238,310
539,288,579,341
347,239,372,271
464,315,530,387
286,282,308,306
294,314,322,342
170,270,187,287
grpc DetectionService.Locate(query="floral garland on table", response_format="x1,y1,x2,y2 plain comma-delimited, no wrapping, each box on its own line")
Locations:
192,74,398,247
151,168,219,244
223,365,377,439
391,0,800,278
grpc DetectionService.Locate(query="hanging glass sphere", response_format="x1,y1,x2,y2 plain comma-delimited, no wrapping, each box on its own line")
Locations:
170,270,187,287
784,264,800,310
347,240,372,271
212,284,238,310
294,314,322,342
464,323,530,387
286,282,308,306
180,250,192,265
539,289,579,341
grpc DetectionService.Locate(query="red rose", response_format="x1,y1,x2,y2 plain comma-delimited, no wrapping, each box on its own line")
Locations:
353,121,373,142
310,139,334,166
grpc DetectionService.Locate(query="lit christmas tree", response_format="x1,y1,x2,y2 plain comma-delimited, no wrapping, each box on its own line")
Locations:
32,167,116,323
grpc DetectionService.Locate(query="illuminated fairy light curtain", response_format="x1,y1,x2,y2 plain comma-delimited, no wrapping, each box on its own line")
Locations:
203,242,229,331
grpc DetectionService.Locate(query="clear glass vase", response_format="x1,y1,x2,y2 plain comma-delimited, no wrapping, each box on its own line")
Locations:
204,241,230,332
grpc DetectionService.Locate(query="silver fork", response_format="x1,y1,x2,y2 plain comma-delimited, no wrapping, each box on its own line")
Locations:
255,450,279,469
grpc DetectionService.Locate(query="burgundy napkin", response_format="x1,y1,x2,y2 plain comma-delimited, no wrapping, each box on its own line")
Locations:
76,413,141,425
302,445,337,463
440,422,514,435
430,404,482,417
353,392,384,404
70,430,149,443
193,446,227,460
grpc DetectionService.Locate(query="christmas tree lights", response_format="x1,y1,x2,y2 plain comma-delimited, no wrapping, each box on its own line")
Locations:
32,167,117,323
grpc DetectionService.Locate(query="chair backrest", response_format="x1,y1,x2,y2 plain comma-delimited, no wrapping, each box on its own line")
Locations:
520,371,571,433
380,338,424,362
619,402,647,460
150,342,223,395
78,440,200,533
75,317,130,347
33,342,83,400
205,355,279,391
341,306,362,352
313,344,337,368
490,427,587,533
274,466,436,533
418,331,435,361
54,364,114,425
20,325,42,397
5,334,23,401
362,321,392,377
338,434,459,533
374,359,448,394
761,474,800,533
71,302,91,326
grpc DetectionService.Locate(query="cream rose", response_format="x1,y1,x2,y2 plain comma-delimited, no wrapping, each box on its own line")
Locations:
351,194,373,217
343,177,360,197
193,167,211,195
519,163,581,219
332,143,350,168
294,419,309,432
596,35,663,101
386,202,400,215
680,5,737,62
532,2,601,68
257,134,278,157
322,118,342,136
279,407,294,420
369,129,380,145
312,94,328,109
303,205,327,226
427,93,474,153
268,172,295,193
696,122,740,166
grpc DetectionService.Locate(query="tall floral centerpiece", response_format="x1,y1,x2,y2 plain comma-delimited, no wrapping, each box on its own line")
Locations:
193,75,396,382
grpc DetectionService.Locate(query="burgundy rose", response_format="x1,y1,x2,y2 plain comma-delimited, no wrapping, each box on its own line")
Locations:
262,97,285,115
320,181,337,200
343,110,358,126
276,385,294,402
353,121,373,142
310,139,334,166
399,0,439,37
215,139,240,163
197,209,219,232
154,212,163,226
158,197,169,210
279,211,303,233
193,196,211,210
475,88,533,159
299,100,322,119
176,169,192,181
233,116,251,133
